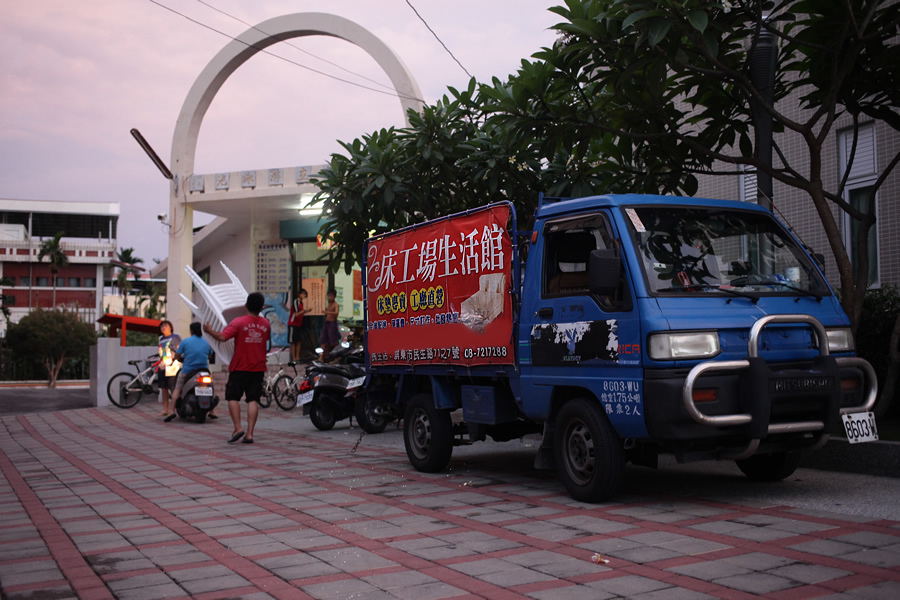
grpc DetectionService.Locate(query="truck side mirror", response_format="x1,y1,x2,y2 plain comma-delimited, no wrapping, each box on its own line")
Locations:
588,249,620,296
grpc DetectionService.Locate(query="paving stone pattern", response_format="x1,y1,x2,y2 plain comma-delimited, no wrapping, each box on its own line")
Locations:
0,404,898,600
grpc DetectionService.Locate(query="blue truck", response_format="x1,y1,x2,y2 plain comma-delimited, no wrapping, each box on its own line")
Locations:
363,194,878,502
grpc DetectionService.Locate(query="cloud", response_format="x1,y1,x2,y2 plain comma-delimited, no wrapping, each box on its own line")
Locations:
0,0,560,263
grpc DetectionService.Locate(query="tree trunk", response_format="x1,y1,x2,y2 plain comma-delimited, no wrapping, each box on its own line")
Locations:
874,312,900,420
44,356,65,389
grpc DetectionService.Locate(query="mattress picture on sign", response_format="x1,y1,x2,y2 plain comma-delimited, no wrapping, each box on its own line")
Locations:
459,273,506,332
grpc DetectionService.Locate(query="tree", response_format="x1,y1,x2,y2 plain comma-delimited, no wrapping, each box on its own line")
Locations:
311,0,899,411
5,308,97,388
112,248,144,315
138,281,166,320
38,232,69,307
482,0,899,336
313,79,606,272
0,276,13,323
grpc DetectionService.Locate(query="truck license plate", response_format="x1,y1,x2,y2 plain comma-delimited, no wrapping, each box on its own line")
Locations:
195,387,213,396
841,412,878,444
297,391,314,407
347,376,366,390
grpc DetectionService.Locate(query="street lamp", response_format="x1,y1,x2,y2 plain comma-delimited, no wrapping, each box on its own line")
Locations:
748,26,777,212
130,128,174,181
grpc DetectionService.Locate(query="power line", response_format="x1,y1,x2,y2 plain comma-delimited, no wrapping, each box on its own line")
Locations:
404,0,472,78
146,0,424,103
192,0,397,93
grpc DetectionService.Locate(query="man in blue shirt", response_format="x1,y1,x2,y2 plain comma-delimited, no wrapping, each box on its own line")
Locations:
167,322,218,420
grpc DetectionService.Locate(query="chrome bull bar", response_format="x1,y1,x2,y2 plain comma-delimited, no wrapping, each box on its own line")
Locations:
681,314,878,434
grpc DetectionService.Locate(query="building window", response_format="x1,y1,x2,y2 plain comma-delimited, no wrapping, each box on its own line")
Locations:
68,277,80,287
84,277,96,287
36,277,49,287
56,276,65,287
19,276,30,287
839,124,879,286
740,169,757,203
3,294,14,306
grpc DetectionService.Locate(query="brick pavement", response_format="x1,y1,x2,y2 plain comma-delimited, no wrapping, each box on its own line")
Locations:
0,403,898,600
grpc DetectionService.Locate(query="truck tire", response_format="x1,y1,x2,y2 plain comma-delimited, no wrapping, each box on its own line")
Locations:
309,396,337,431
554,398,624,502
736,451,801,481
404,393,452,472
355,395,389,434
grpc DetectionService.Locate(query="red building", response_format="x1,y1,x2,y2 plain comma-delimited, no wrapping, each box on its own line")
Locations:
0,199,118,333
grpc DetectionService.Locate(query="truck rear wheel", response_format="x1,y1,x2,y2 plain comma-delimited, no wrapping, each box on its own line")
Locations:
554,398,624,502
736,451,801,481
404,393,452,472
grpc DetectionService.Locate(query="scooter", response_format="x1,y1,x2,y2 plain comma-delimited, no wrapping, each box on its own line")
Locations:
297,346,391,433
171,369,219,423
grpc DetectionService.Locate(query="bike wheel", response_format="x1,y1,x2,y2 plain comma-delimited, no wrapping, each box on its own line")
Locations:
273,375,296,411
258,384,273,408
107,372,144,408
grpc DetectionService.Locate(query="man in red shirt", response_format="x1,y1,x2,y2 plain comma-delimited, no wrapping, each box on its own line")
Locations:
203,292,271,444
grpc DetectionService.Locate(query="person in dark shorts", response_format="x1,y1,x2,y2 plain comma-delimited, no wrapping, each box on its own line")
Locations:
319,288,340,360
166,322,218,421
203,292,271,444
288,288,307,362
157,320,181,417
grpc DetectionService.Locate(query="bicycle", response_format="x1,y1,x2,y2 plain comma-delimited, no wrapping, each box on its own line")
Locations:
107,355,161,408
259,348,289,409
273,360,310,411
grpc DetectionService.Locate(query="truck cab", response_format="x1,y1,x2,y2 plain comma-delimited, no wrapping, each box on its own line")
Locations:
364,195,877,502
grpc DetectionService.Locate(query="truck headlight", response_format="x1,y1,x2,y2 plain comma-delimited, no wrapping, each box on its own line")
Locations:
825,327,854,352
648,331,720,361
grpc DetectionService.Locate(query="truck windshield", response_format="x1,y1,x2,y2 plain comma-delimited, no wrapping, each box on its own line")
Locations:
624,205,830,298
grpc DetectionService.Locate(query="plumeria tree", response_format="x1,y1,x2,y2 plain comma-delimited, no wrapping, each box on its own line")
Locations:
483,0,899,334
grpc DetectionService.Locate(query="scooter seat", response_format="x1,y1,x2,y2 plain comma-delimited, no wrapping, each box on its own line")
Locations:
312,363,366,378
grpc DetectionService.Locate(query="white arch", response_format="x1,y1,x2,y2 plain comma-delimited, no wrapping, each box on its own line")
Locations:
167,12,425,332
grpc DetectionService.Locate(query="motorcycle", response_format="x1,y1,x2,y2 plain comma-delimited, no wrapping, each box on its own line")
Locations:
299,346,393,434
170,369,219,423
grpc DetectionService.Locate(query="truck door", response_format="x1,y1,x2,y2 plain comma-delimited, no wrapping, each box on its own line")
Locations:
521,212,647,439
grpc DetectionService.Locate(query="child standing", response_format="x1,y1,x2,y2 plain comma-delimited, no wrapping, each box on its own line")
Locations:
319,289,340,360
288,288,307,361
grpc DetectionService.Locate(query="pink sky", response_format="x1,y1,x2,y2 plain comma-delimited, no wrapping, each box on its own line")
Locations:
0,0,560,264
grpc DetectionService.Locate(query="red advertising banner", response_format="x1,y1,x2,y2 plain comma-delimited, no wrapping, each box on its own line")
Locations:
366,204,514,367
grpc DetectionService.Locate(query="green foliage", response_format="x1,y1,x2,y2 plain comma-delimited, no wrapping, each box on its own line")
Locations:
38,232,69,306
112,248,144,315
38,232,69,273
856,286,900,387
5,308,97,387
0,275,13,321
126,330,159,347
311,0,898,338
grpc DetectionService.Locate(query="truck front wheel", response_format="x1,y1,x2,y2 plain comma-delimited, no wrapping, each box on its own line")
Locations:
404,393,452,472
554,398,625,502
736,451,802,481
